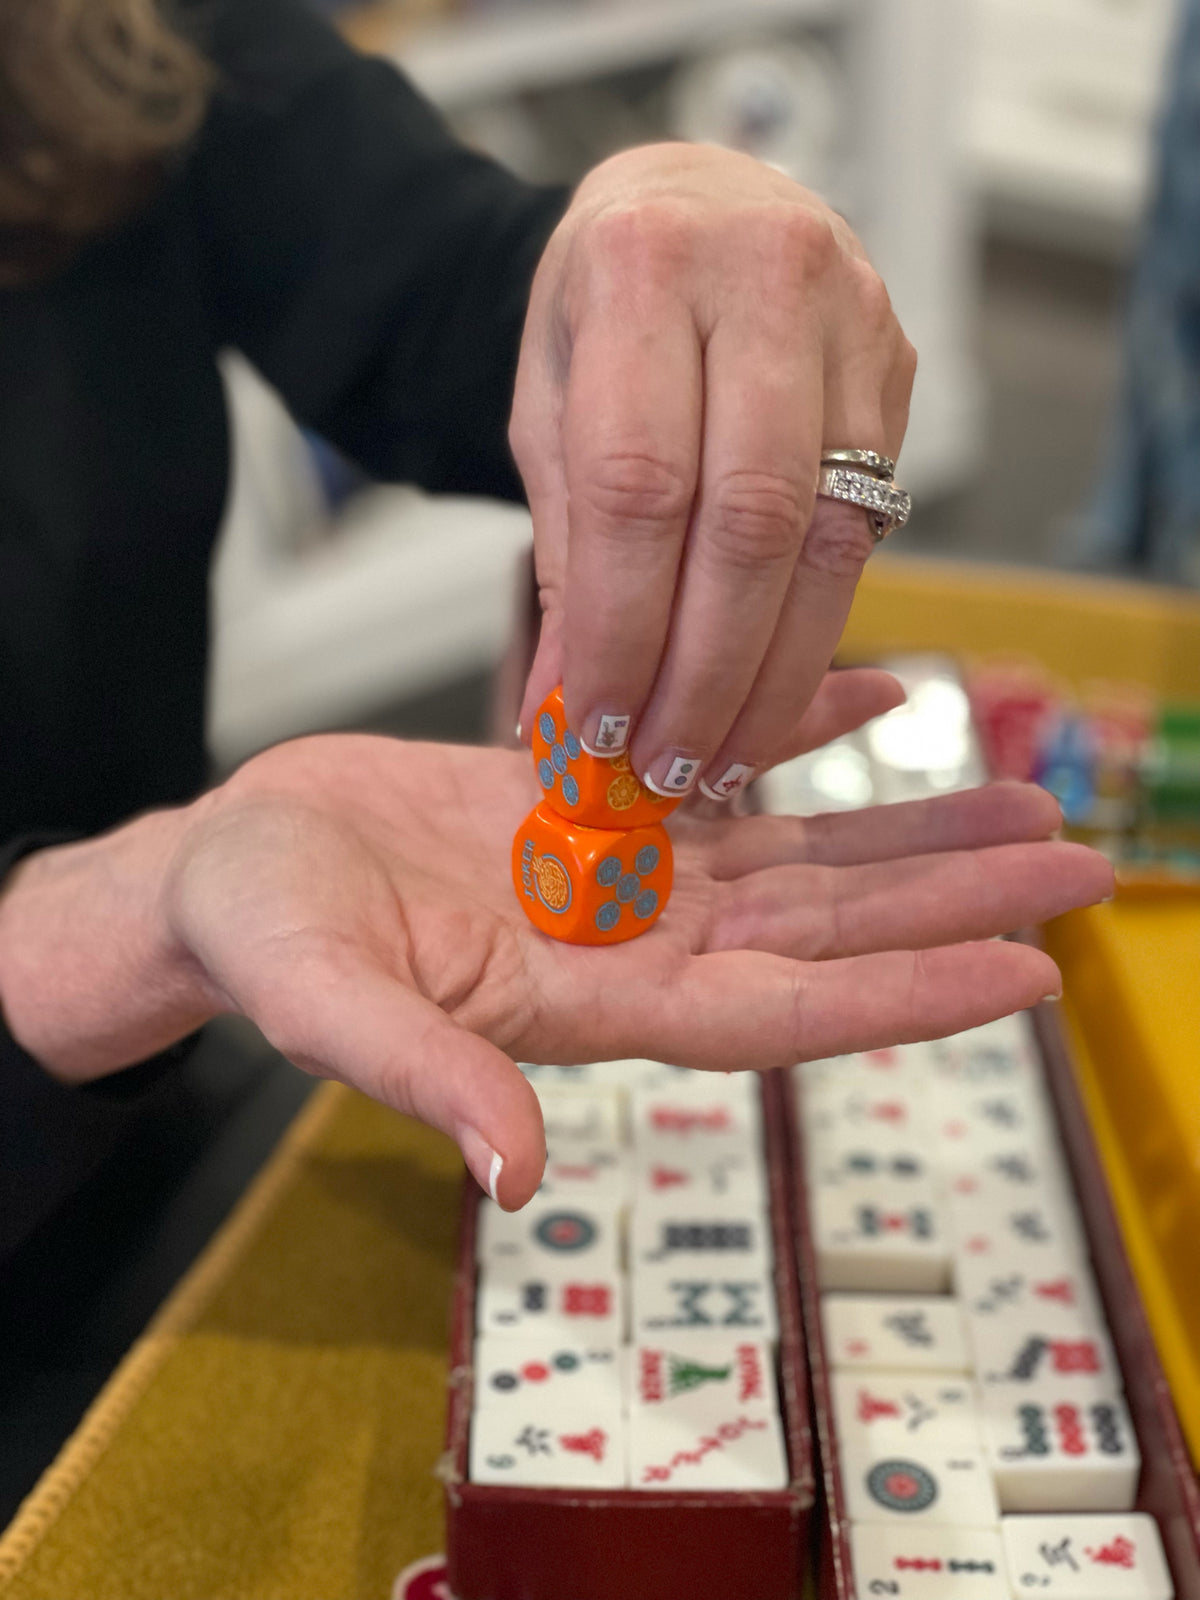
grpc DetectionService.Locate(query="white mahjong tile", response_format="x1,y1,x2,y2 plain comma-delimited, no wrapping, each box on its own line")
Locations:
476,1261,625,1343
850,1523,1010,1599
999,1514,1173,1599
629,1206,771,1279
930,1017,1041,1085
799,1046,936,1097
537,1088,625,1151
943,1148,1073,1210
519,1061,608,1090
473,1335,624,1411
632,1145,767,1209
821,1295,971,1375
469,1400,627,1488
803,1081,932,1149
630,1335,777,1417
954,1255,1102,1324
807,1140,938,1191
946,1195,1087,1276
934,1086,1055,1161
536,1146,632,1203
477,1198,622,1277
980,1385,1140,1513
969,1315,1121,1391
630,1267,778,1340
628,1404,788,1492
840,1433,999,1526
631,1083,762,1151
811,1181,952,1293
830,1372,981,1451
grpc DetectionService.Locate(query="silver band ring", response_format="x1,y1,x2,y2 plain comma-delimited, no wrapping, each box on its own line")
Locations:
820,448,896,480
817,464,911,541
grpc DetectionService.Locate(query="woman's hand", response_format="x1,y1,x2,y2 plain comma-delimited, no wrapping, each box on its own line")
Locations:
0,680,1111,1211
512,143,915,803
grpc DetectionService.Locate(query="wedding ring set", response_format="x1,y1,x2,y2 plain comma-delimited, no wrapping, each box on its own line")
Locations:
817,447,911,541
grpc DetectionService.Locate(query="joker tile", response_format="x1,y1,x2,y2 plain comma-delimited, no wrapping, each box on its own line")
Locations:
629,1207,771,1278
811,1181,952,1293
630,1335,777,1417
631,1268,778,1339
969,1316,1121,1392
474,1335,624,1411
830,1372,981,1451
999,1514,1173,1599
469,1400,627,1488
821,1295,971,1375
476,1262,625,1343
628,1405,788,1491
980,1385,1140,1513
840,1433,999,1527
850,1523,1010,1599
477,1198,621,1277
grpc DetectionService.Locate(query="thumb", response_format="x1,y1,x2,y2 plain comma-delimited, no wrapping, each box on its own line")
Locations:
258,959,546,1209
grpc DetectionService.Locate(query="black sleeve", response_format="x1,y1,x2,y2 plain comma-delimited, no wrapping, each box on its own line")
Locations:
186,0,568,500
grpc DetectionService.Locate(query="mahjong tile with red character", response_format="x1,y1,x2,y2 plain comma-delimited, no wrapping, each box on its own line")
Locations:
821,1295,971,1375
629,1208,772,1279
830,1372,982,1451
850,1524,1010,1599
476,1264,625,1342
631,1270,778,1339
999,1514,1173,1599
631,1084,762,1150
469,1400,627,1488
839,1434,1000,1527
980,1384,1140,1513
969,1316,1121,1391
628,1406,788,1491
477,1199,621,1277
630,1335,776,1418
954,1256,1102,1324
811,1181,952,1293
633,1147,766,1209
536,1146,631,1203
474,1335,623,1411
802,1082,932,1149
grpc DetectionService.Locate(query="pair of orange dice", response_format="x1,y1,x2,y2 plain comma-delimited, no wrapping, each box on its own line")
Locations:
511,687,679,945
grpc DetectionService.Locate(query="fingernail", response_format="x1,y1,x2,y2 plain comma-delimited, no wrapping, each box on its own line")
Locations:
580,712,632,758
515,721,523,743
459,1124,503,1203
643,752,702,798
1041,991,1062,1004
699,762,756,803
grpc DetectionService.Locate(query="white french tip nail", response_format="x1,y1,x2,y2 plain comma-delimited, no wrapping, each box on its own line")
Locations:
1041,992,1062,1004
515,721,523,742
698,781,730,802
642,754,701,798
487,1150,504,1203
698,763,755,804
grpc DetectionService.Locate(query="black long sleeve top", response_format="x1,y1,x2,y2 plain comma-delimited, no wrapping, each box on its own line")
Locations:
0,0,564,1242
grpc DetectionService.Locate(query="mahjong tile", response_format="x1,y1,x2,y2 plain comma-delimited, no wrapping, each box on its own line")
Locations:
808,1142,938,1191
830,1372,981,1450
821,1295,970,1375
630,1268,778,1339
946,1196,1087,1275
629,1207,771,1278
999,1514,1172,1599
476,1262,625,1342
803,1082,932,1149
536,1146,632,1203
630,1335,776,1417
474,1335,624,1411
477,1198,621,1277
811,1181,952,1293
943,1148,1073,1209
954,1256,1102,1324
633,1146,767,1209
850,1524,1010,1598
538,1088,624,1150
930,1017,1041,1085
469,1400,626,1488
631,1084,762,1150
935,1086,1054,1160
980,1385,1140,1513
969,1316,1121,1391
839,1433,999,1526
628,1405,788,1491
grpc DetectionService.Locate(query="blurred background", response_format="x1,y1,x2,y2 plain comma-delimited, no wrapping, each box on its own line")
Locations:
210,0,1176,767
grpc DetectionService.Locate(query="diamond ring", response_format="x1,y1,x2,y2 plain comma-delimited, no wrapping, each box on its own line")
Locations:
820,448,896,480
817,464,911,540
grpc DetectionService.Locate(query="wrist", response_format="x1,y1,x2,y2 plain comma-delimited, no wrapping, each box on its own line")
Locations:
0,794,224,1079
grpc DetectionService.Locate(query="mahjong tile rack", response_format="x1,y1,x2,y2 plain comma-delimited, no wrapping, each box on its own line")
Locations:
787,999,1200,1600
442,1061,815,1600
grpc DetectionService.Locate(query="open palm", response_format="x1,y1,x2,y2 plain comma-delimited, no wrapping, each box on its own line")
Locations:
167,678,1110,1207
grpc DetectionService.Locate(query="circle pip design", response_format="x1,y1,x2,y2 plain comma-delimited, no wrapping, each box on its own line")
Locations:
538,712,556,743
634,888,658,919
535,1212,596,1252
537,757,554,789
531,851,572,913
634,844,660,874
596,856,621,887
551,742,568,775
865,1458,938,1513
595,900,620,932
564,729,581,760
562,774,580,807
616,872,640,904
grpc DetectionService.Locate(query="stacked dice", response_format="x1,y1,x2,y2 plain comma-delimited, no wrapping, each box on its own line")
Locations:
512,688,679,945
795,1015,1172,1600
469,1059,790,1492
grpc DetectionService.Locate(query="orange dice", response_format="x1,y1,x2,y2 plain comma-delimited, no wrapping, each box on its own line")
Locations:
512,802,673,945
530,686,680,830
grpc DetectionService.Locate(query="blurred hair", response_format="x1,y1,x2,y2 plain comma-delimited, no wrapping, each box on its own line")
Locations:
0,0,212,282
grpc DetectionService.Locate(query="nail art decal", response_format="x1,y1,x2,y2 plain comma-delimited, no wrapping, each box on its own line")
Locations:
651,756,700,795
590,714,632,755
700,763,755,802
